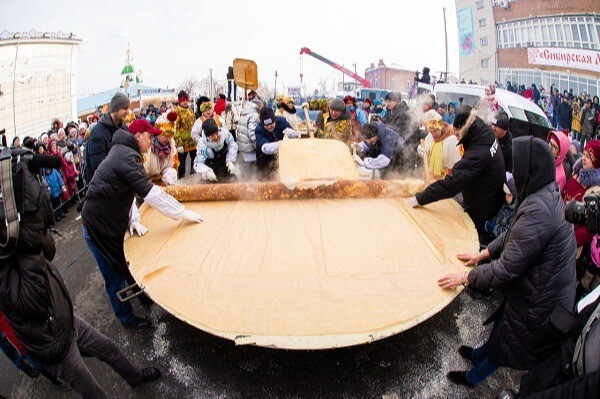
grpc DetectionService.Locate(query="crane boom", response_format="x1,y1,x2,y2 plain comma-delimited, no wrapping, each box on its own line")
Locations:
300,47,371,88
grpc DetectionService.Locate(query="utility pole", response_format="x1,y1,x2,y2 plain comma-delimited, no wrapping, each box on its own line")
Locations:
209,68,213,99
352,63,357,85
443,7,449,82
274,70,278,99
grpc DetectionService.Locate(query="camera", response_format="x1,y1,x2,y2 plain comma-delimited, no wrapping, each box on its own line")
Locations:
565,193,600,233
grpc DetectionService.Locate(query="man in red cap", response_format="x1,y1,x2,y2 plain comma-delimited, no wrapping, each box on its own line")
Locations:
82,119,203,329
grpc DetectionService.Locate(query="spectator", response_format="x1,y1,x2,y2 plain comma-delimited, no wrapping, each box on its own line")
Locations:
11,136,20,147
44,168,67,221
547,130,572,193
444,101,458,125
236,99,262,165
492,113,513,173
222,102,239,140
62,152,79,202
214,93,227,116
556,96,573,132
314,98,353,150
174,90,197,178
144,112,179,185
580,99,598,146
418,110,461,179
484,175,516,239
407,106,506,238
506,81,517,93
276,96,301,130
439,136,576,389
531,83,541,105
572,100,582,141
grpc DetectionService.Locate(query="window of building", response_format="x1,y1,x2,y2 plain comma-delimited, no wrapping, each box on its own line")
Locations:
481,59,489,68
496,15,600,50
479,18,486,28
480,36,488,46
476,1,484,9
498,68,600,99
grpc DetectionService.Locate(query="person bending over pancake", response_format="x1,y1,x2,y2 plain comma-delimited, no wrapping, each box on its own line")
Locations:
193,118,239,183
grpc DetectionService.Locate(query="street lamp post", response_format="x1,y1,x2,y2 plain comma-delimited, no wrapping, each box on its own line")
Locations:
274,70,278,100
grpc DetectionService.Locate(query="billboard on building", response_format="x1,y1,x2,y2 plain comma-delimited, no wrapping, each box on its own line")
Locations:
528,47,600,74
457,7,475,57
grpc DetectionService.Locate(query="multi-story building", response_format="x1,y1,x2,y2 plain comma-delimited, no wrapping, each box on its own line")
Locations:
0,30,81,141
455,0,600,95
455,0,499,85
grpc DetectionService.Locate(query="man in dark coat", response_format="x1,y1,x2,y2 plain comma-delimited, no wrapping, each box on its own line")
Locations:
438,136,576,388
255,108,296,178
353,122,406,178
84,92,130,183
407,107,506,236
492,112,513,173
555,96,572,132
0,148,161,397
82,120,203,328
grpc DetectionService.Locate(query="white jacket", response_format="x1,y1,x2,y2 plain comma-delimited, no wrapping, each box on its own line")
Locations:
236,101,260,154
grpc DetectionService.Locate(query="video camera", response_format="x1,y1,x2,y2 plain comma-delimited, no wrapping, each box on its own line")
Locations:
565,193,600,234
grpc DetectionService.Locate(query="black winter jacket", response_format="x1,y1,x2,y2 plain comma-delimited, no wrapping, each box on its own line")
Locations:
416,114,505,233
520,296,600,399
0,149,73,364
85,113,127,182
82,130,153,277
469,136,576,370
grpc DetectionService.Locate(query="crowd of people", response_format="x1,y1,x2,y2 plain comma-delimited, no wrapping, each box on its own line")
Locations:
2,79,600,397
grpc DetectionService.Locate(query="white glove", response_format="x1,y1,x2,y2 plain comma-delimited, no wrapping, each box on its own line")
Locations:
352,154,365,166
301,102,309,109
357,165,373,179
406,196,420,208
162,168,178,185
177,146,184,153
181,209,203,223
205,170,217,182
417,145,425,157
226,161,237,175
129,221,148,236
283,128,300,139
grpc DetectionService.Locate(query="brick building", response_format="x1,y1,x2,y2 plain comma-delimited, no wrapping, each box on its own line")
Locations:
455,0,600,95
364,60,416,95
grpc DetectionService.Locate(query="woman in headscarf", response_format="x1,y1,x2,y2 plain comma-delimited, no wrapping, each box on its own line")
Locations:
276,96,301,130
547,130,572,193
143,111,180,185
419,110,461,180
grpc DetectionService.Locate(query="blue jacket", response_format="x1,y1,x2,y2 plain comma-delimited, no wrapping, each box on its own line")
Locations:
44,169,64,199
255,116,292,169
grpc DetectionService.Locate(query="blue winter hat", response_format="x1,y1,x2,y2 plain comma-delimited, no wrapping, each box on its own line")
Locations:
571,140,582,154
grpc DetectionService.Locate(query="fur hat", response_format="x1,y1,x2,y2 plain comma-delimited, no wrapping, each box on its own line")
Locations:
178,90,189,103
343,95,356,105
384,92,400,102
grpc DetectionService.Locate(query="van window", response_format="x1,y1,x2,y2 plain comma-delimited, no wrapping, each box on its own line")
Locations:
508,106,552,128
435,92,481,108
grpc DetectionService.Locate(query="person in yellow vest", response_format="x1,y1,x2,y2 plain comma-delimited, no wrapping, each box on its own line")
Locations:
314,98,354,151
173,90,196,178
143,111,180,185
418,110,461,179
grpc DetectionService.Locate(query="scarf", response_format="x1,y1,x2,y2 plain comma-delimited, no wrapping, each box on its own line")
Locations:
205,130,226,152
152,137,171,159
428,141,444,178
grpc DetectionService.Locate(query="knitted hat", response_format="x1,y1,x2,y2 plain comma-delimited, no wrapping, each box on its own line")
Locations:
343,95,356,105
503,174,516,197
328,98,345,112
283,96,295,106
155,111,178,138
109,92,131,113
178,90,189,103
425,110,443,133
200,101,214,113
492,112,509,131
584,140,600,168
453,106,473,129
260,108,276,125
128,119,162,136
364,98,373,106
202,118,219,136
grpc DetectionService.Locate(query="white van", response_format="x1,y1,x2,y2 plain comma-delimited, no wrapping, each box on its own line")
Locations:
432,84,552,129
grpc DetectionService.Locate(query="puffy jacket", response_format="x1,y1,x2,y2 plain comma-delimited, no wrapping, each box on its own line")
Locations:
236,101,260,154
255,116,292,170
85,112,127,182
416,112,506,233
44,169,64,199
469,136,576,370
82,130,153,276
0,149,73,364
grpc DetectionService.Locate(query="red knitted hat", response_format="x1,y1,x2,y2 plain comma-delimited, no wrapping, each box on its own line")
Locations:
584,140,600,168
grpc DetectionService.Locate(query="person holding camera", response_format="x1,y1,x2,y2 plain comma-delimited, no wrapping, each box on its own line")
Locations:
0,147,162,397
437,136,576,389
563,140,600,297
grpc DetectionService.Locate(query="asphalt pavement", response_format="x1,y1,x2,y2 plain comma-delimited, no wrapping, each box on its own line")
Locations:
0,206,521,399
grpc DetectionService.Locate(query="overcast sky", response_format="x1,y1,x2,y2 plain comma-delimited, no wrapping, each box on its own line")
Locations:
2,0,460,97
